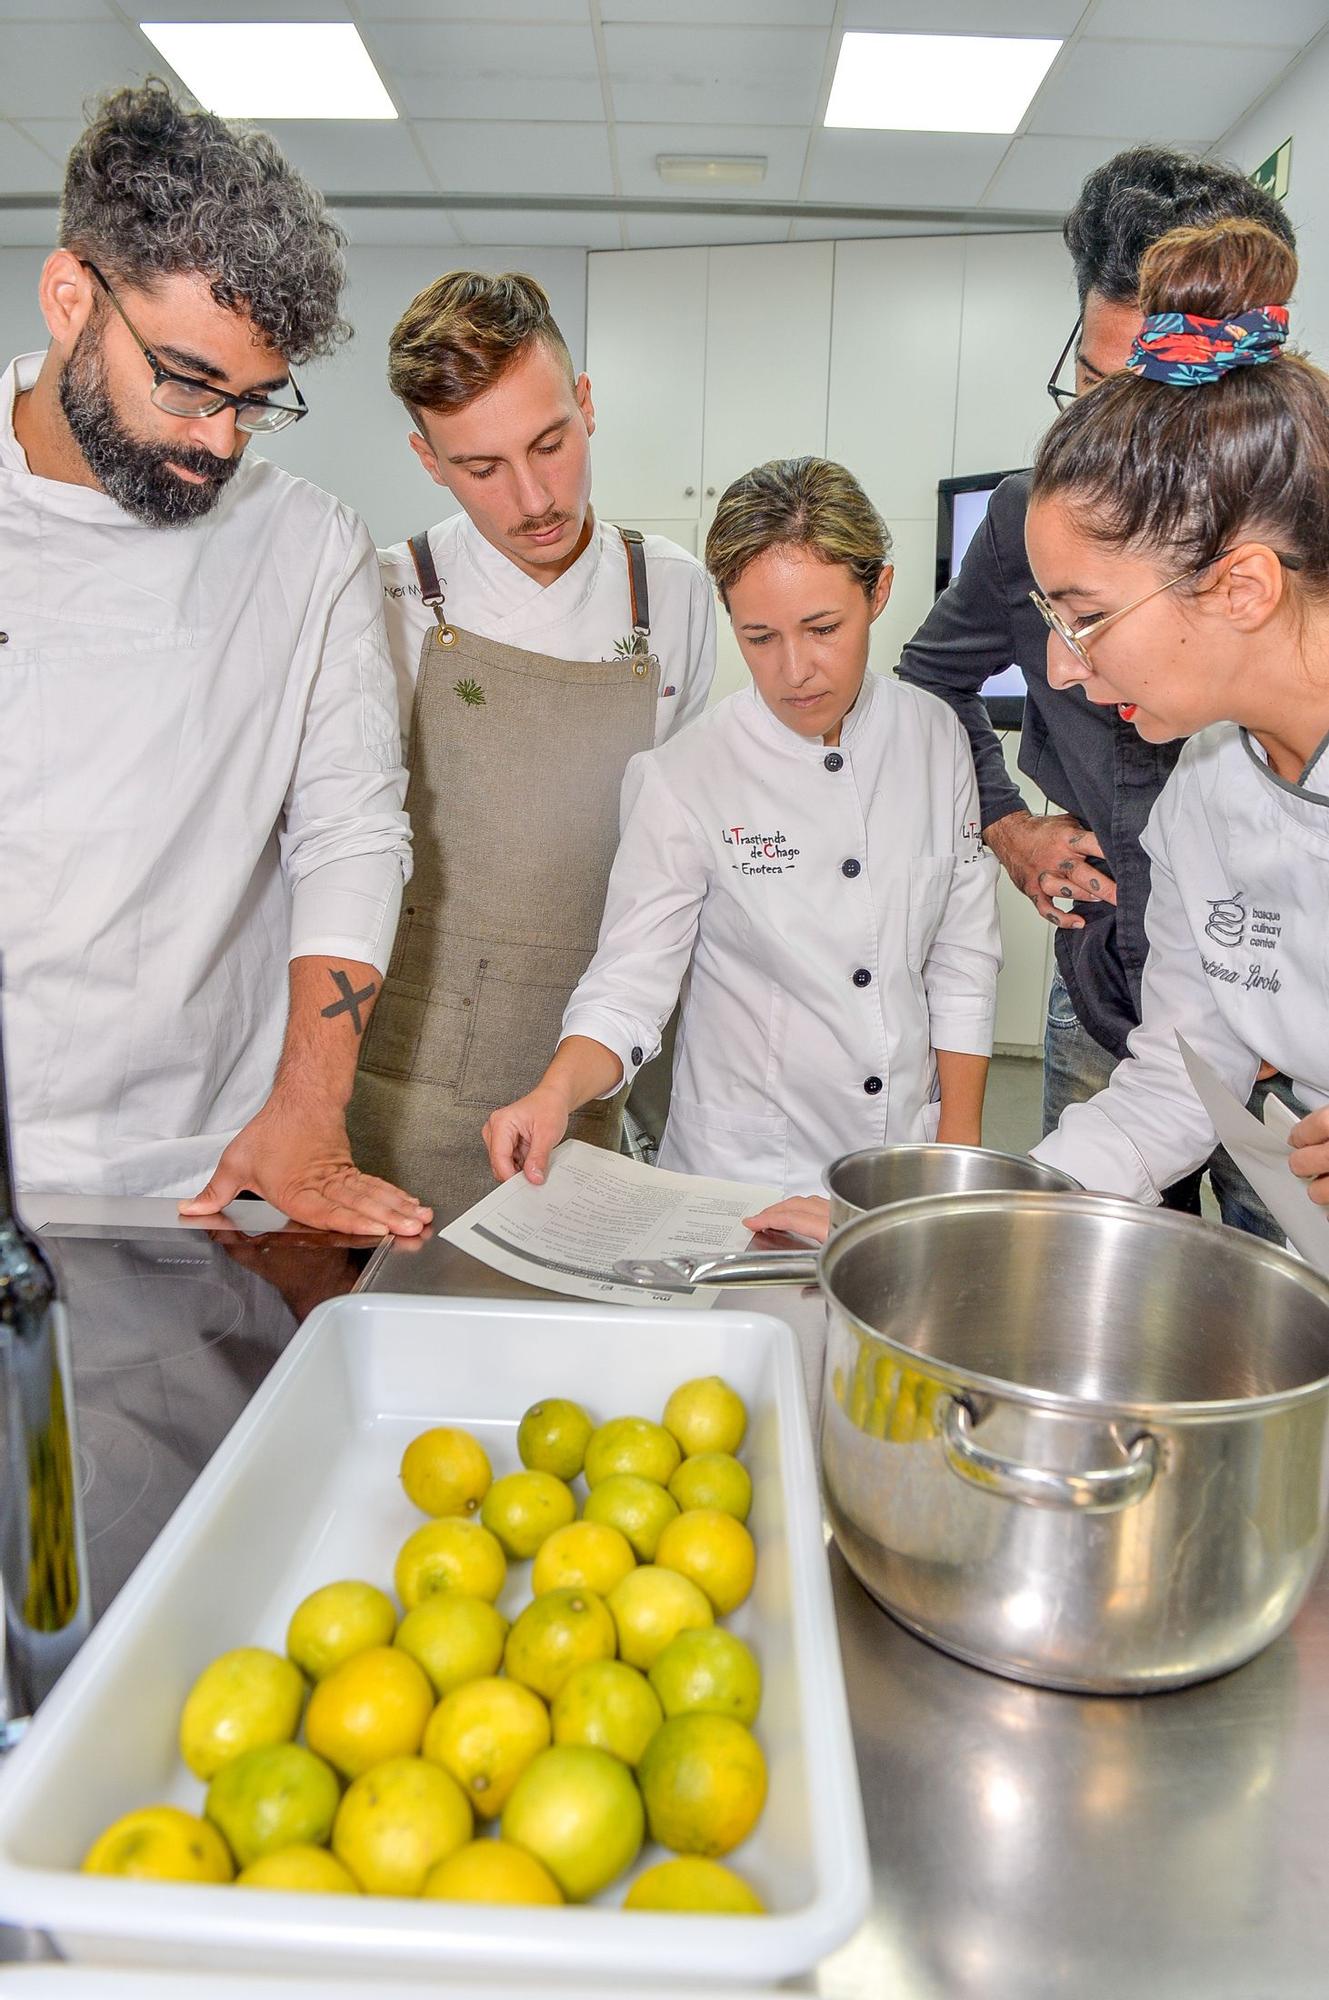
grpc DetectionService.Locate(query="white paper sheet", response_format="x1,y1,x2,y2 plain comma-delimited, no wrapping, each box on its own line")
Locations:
439,1139,780,1309
1177,1037,1329,1273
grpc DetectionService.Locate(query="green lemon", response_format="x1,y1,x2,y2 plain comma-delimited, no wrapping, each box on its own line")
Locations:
582,1475,679,1561
237,1846,360,1894
286,1580,397,1681
501,1745,644,1902
394,1593,509,1698
178,1647,305,1782
82,1806,233,1884
503,1588,617,1703
517,1399,594,1480
624,1856,764,1913
332,1755,472,1898
584,1417,681,1489
667,1452,752,1523
204,1743,340,1867
637,1714,767,1858
480,1470,577,1560
648,1627,761,1726
551,1659,663,1767
662,1377,747,1457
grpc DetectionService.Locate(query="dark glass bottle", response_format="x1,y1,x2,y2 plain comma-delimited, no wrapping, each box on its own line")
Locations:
0,969,88,1732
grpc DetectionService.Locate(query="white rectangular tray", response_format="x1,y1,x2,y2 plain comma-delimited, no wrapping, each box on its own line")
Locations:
0,1297,868,1989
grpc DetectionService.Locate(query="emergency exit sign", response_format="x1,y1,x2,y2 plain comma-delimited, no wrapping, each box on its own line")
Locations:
1251,138,1292,201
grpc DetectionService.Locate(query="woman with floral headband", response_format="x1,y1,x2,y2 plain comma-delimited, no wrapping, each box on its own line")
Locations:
1027,217,1329,1220
482,456,1001,1210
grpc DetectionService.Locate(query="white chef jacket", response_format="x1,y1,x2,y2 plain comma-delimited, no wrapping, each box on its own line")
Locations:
0,352,411,1197
379,510,714,746
560,669,1002,1195
1034,723,1329,1203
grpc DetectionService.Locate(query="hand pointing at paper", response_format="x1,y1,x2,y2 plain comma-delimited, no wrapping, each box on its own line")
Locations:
1288,1107,1329,1208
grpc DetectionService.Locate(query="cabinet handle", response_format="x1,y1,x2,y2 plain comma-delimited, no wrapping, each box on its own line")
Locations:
684,486,696,497
706,486,716,498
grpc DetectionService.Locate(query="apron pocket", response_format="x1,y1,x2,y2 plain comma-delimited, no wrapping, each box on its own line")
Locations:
456,944,598,1107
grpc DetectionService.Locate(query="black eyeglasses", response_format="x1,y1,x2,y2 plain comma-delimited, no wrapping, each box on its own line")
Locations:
1046,313,1083,410
82,261,308,435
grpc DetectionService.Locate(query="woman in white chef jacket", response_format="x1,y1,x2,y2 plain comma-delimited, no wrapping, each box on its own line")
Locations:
483,456,1002,1207
1024,218,1329,1217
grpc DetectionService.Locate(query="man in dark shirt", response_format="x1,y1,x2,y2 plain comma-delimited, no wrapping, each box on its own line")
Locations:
897,145,1294,1229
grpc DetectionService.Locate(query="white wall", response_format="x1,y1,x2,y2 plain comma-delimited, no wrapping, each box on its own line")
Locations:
0,240,587,547
1222,33,1329,363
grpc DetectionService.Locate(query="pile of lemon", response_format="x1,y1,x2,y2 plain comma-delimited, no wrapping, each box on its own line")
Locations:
83,1375,771,1917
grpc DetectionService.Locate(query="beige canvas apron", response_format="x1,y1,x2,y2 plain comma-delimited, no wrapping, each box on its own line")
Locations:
349,526,660,1221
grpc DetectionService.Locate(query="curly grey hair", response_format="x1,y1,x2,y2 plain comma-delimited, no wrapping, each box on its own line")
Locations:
60,79,350,364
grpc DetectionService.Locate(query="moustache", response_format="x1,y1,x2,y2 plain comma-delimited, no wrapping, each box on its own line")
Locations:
511,512,569,538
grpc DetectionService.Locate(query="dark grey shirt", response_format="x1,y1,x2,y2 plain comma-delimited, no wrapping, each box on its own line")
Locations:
896,471,1181,1061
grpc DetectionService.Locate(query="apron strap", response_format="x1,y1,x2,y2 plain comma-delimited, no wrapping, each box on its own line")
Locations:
619,527,651,641
408,530,457,649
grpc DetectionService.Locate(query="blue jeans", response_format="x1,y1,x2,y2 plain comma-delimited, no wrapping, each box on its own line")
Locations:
1042,970,1282,1241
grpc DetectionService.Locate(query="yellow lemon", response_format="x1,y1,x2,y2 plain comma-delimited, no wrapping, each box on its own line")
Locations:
637,1714,767,1858
503,1589,617,1703
204,1742,340,1867
624,1856,765,1914
332,1755,472,1898
179,1647,305,1781
649,1627,761,1727
480,1470,576,1560
286,1580,397,1682
305,1645,434,1781
237,1845,360,1894
551,1659,662,1767
400,1426,492,1518
584,1417,681,1489
582,1475,679,1561
662,1377,748,1458
517,1399,594,1481
532,1520,635,1599
501,1745,644,1903
423,1838,563,1906
394,1593,509,1699
667,1453,752,1523
422,1675,551,1818
654,1509,756,1616
82,1806,233,1884
394,1518,506,1609
607,1565,712,1672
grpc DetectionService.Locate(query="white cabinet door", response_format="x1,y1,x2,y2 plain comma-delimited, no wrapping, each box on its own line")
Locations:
700,240,833,536
827,236,965,523
992,732,1057,1053
586,247,707,522
953,232,1077,479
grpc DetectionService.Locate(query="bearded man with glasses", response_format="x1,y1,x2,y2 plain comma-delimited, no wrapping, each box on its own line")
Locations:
896,145,1295,1237
1,81,428,1239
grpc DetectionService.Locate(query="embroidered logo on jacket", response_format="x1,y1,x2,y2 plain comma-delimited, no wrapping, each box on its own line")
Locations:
1200,891,1284,993
721,825,801,875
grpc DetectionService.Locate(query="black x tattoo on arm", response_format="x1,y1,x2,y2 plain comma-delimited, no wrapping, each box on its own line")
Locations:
321,968,378,1036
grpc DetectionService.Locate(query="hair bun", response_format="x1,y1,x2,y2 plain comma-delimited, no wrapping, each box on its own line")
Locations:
1138,217,1296,321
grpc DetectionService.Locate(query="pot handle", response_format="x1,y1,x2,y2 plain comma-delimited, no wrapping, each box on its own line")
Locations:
940,1398,1159,1514
613,1251,818,1287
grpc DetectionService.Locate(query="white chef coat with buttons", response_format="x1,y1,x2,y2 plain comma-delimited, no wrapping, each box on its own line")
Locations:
379,510,714,746
0,352,412,1198
560,669,1002,1195
1034,722,1329,1203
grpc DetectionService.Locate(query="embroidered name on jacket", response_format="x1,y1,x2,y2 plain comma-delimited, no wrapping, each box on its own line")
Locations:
1200,890,1284,991
721,825,801,875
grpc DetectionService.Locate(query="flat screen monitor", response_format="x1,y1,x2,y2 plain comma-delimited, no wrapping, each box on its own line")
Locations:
935,470,1027,729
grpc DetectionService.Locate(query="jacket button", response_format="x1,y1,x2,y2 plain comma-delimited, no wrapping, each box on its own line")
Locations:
631,1046,643,1066
841,858,861,878
823,751,843,772
852,968,872,987
864,1075,883,1095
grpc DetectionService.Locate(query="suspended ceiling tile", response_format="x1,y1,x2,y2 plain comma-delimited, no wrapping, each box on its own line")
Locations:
451,205,624,249
328,204,462,247
0,120,62,191
130,1,351,20
615,121,810,200
415,118,614,197
604,0,835,22
843,0,1086,27
13,119,86,165
264,121,436,195
980,133,1152,212
365,21,604,122
0,21,163,119
1027,36,1300,139
356,0,590,17
623,209,793,246
790,212,1012,236
0,1,116,15
604,23,831,125
805,129,1011,208
1084,0,1327,45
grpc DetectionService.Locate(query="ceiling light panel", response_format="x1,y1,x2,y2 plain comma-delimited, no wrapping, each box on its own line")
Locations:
825,32,1061,134
138,22,397,119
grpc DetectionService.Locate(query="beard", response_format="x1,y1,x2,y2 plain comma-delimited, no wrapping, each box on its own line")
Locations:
58,327,242,528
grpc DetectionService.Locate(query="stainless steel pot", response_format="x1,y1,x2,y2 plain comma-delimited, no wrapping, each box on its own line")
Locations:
615,1143,1078,1287
820,1190,1329,1693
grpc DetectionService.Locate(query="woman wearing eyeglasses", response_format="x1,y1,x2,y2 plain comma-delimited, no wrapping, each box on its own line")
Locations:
1027,218,1329,1217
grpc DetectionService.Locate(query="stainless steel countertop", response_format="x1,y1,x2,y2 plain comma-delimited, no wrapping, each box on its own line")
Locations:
370,1228,1329,2000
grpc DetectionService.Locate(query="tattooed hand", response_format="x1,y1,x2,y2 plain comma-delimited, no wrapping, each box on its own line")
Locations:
181,1095,433,1237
